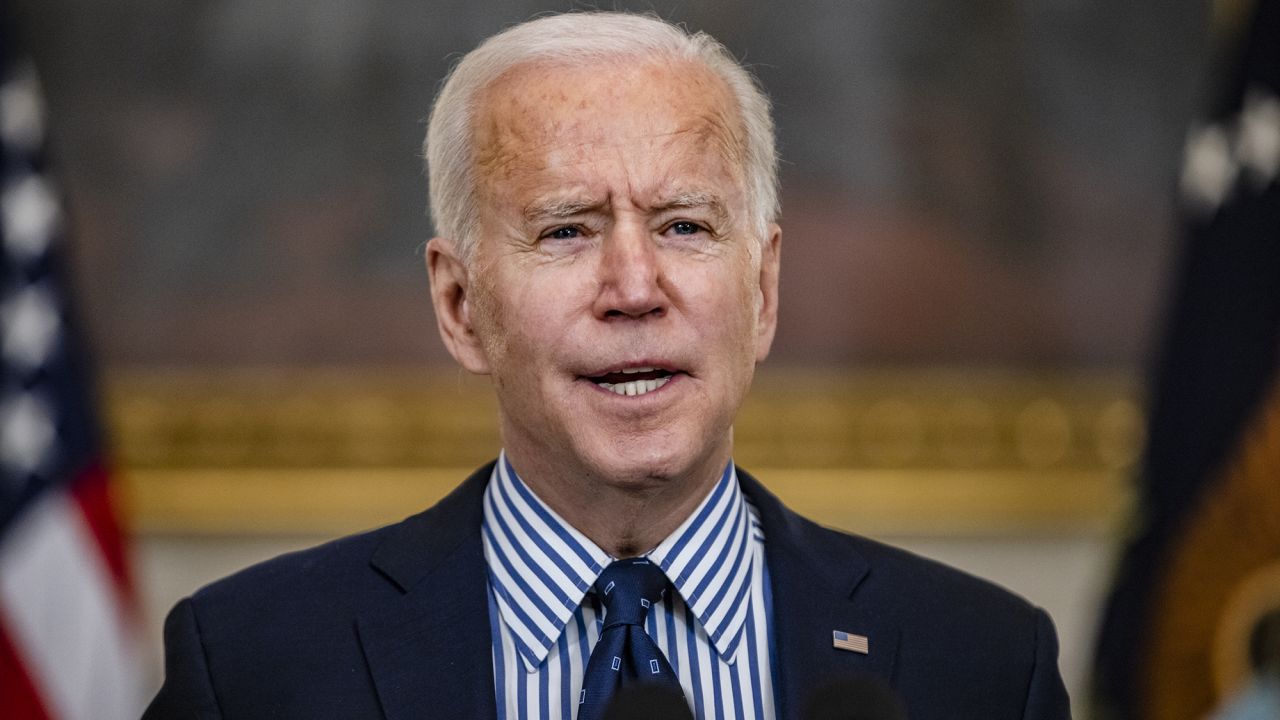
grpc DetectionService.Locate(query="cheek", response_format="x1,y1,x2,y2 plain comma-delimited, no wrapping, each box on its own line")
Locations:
476,267,585,366
464,277,510,365
683,261,757,326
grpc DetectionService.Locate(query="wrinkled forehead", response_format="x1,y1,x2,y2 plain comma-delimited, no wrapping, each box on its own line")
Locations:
469,56,748,189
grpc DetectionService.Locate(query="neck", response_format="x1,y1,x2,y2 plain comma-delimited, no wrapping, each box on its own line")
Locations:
502,449,729,558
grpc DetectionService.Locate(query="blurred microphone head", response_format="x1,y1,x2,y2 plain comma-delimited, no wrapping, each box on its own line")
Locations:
803,674,908,720
602,684,695,720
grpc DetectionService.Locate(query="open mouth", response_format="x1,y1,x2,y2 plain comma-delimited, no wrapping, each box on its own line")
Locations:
585,366,677,397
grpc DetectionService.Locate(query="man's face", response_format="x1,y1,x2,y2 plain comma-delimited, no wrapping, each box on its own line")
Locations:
432,57,780,491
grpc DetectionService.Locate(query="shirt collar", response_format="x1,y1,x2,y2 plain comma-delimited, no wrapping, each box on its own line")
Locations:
481,452,609,671
648,462,761,664
481,452,762,671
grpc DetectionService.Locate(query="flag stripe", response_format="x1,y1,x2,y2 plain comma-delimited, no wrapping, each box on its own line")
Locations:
0,617,52,720
0,491,146,720
68,462,134,607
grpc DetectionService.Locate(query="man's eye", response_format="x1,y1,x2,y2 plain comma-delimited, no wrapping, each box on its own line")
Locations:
544,226,582,240
667,221,706,236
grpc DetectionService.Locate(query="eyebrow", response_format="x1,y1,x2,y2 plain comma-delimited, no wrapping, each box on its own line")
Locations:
520,190,732,225
522,198,604,224
652,191,731,226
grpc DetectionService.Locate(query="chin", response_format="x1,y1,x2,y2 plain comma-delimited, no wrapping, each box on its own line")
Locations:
580,437,711,487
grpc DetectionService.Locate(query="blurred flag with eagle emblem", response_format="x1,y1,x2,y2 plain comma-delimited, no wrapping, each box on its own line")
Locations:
1091,0,1280,718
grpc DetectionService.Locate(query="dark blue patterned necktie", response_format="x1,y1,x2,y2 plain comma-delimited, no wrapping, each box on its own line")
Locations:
577,558,684,720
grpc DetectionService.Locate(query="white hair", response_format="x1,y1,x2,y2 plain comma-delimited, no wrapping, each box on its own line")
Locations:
424,11,779,262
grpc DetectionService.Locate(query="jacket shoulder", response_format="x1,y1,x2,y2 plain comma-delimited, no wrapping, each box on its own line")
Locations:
188,461,494,618
795,520,1070,717
838,529,1044,620
740,466,1044,624
151,465,495,718
740,468,1066,716
190,523,397,614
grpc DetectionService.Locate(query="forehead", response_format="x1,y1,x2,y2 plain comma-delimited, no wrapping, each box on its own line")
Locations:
470,56,746,201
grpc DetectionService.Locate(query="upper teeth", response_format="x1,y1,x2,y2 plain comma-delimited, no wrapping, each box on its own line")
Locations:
598,376,670,396
620,367,656,374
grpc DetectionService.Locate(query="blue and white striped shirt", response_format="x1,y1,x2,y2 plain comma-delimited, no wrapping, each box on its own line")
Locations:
481,452,776,720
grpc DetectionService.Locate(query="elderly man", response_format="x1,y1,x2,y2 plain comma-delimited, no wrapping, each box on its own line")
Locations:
147,12,1071,720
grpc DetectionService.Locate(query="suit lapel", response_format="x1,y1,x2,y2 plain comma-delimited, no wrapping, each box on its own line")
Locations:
352,462,900,719
738,469,900,720
357,464,498,720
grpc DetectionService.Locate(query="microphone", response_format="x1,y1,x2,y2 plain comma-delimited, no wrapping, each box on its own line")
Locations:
602,684,695,720
803,674,908,720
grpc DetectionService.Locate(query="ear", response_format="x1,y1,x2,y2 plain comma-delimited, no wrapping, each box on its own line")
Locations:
754,223,781,363
426,237,491,374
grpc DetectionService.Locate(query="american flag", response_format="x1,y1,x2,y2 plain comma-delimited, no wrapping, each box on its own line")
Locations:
0,16,148,720
1091,1,1280,717
832,630,869,655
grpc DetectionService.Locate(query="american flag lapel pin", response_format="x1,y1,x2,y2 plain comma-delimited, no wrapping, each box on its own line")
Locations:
832,630,869,654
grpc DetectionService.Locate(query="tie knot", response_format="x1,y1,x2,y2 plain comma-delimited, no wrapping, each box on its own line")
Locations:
594,558,667,629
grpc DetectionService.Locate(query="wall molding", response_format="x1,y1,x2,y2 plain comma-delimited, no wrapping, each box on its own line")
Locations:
106,367,1140,536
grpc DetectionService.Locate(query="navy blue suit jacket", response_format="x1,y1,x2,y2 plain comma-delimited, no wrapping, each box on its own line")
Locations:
145,463,1071,719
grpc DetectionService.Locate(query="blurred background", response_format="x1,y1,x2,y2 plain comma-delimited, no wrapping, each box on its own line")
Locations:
5,0,1279,718
21,0,1206,367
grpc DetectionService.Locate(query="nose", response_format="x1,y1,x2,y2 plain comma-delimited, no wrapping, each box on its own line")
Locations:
593,222,667,320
